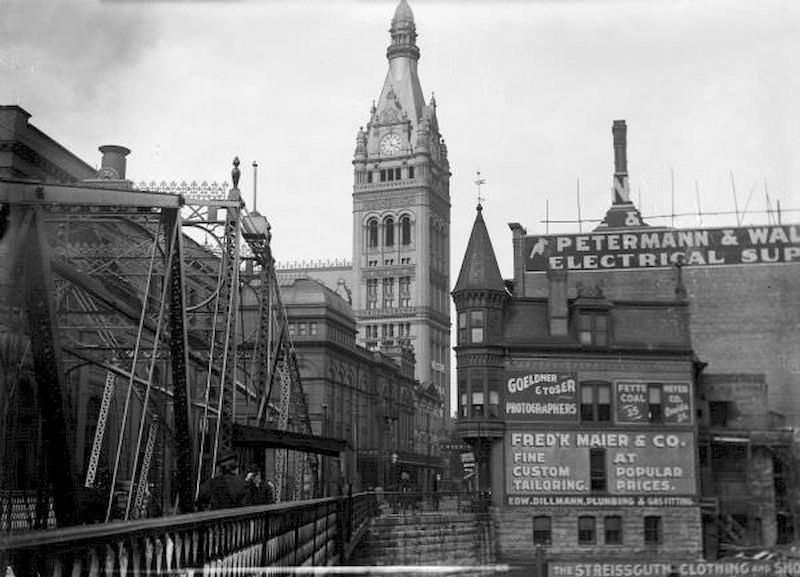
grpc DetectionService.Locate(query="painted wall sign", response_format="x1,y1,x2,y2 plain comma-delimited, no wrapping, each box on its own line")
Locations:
615,382,648,422
662,383,691,424
505,372,578,422
523,225,800,272
550,560,800,577
505,431,696,503
615,381,692,425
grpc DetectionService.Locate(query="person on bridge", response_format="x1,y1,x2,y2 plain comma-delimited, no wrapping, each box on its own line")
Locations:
244,465,275,505
196,452,249,511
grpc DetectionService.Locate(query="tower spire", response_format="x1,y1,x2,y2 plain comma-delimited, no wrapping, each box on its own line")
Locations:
388,0,419,61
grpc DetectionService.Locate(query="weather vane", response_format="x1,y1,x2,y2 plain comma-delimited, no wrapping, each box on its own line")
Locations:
475,170,486,207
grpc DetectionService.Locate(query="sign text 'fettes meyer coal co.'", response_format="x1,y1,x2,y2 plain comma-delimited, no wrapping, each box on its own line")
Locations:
616,382,692,424
505,372,578,422
524,225,800,271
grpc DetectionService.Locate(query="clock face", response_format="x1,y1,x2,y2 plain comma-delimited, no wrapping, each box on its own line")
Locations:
380,133,402,156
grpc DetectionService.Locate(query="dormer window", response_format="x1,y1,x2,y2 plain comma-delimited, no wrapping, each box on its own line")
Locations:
577,310,608,346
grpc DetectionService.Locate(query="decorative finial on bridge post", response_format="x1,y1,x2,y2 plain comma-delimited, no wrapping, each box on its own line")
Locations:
232,157,241,190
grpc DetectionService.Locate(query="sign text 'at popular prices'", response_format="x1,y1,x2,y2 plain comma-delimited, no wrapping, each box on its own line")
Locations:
505,431,696,498
524,225,800,271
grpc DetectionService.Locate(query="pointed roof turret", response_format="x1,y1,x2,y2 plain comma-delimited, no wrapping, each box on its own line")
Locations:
362,0,427,152
393,0,414,25
388,0,419,61
454,205,506,294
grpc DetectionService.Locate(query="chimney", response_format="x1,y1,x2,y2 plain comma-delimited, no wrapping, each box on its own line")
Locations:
98,145,131,180
547,267,568,337
612,120,630,204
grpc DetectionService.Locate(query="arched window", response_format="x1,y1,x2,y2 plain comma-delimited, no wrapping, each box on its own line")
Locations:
384,217,395,247
400,216,411,245
367,218,378,248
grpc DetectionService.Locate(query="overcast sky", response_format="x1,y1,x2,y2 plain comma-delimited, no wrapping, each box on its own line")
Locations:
3,0,799,411
3,0,799,278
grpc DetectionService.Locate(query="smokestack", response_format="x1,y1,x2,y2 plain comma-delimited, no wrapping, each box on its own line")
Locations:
612,120,630,204
547,267,568,337
98,145,131,180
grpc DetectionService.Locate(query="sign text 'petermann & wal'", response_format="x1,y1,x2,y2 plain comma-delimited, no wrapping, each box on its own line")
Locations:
524,225,800,272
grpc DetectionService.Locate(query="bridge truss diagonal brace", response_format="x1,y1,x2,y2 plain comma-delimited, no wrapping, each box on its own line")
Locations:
17,206,82,527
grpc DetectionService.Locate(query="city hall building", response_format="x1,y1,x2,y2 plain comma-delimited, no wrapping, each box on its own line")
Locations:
453,120,800,567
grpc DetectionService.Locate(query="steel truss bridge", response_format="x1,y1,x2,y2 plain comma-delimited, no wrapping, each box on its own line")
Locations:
0,161,343,536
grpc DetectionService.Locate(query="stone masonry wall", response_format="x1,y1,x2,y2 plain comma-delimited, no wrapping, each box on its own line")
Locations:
493,506,703,563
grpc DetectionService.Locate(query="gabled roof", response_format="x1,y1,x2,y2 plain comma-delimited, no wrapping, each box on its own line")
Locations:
454,205,506,294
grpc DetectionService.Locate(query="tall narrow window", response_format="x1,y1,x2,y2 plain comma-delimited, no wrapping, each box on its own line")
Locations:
408,166,415,180
367,171,373,183
648,384,663,423
382,277,395,309
380,169,386,182
488,375,501,418
368,219,378,248
367,279,378,310
395,167,402,180
399,276,411,308
644,516,662,545
470,310,484,343
581,384,594,421
401,216,412,245
458,312,468,345
604,516,623,544
590,448,607,492
533,516,552,545
578,516,596,544
384,217,395,246
597,383,611,421
471,392,485,418
581,382,611,422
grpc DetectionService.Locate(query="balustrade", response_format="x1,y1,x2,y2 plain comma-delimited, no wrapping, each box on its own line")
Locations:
2,492,378,577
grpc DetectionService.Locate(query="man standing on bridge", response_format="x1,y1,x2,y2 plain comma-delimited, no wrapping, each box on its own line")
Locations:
196,452,249,511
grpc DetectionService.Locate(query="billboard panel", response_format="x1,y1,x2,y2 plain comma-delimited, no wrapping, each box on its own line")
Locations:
523,224,800,272
615,381,692,424
505,430,696,505
505,372,578,422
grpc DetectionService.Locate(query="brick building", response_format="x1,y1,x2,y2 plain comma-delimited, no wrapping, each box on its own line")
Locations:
453,120,799,567
698,374,797,556
275,276,443,493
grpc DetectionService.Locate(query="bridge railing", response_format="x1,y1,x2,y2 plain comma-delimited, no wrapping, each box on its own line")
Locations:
2,492,379,577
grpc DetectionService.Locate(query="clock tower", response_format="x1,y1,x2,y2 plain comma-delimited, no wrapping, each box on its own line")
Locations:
352,0,451,411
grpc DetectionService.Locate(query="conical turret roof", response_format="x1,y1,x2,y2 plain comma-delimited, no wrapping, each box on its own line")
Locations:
454,205,506,294
392,0,414,25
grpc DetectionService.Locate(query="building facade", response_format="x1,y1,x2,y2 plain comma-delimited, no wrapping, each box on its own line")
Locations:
453,120,800,567
350,0,451,407
698,374,797,556
278,276,443,493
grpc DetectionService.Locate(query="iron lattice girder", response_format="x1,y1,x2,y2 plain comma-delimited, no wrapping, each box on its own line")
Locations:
2,176,318,513
0,179,181,209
